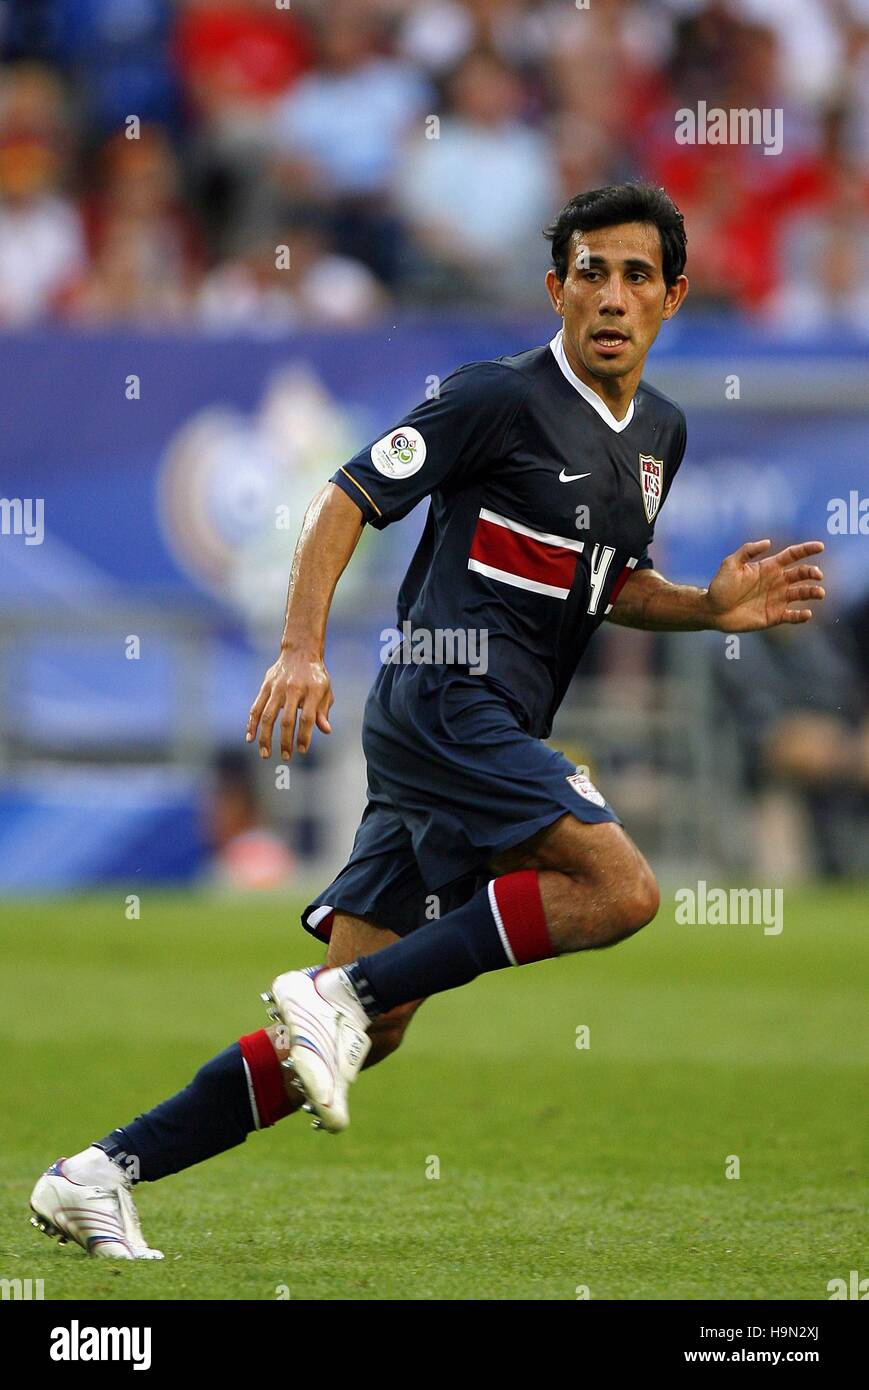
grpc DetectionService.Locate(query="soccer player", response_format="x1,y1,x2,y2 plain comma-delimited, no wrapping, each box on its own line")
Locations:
30,183,825,1257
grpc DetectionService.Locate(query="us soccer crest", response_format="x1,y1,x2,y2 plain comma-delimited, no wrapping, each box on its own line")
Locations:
638,454,664,523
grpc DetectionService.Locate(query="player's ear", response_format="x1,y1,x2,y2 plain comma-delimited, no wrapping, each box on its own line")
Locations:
545,268,565,317
662,274,689,320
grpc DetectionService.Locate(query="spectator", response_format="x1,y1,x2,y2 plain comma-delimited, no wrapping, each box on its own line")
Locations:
764,107,869,335
399,0,537,77
548,113,620,209
0,0,866,322
731,0,843,106
766,184,869,336
67,125,200,324
542,0,670,150
649,16,823,308
176,0,311,122
714,606,868,877
176,0,312,255
198,216,386,332
270,2,431,281
843,6,869,160
51,0,179,136
0,63,86,326
394,49,555,303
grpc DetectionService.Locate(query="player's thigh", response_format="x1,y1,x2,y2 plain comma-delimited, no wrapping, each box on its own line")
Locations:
326,912,425,1055
490,813,659,914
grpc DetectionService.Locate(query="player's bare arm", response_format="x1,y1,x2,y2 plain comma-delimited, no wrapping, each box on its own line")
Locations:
246,482,363,760
608,539,826,632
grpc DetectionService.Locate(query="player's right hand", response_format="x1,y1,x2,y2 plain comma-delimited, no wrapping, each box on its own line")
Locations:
246,649,334,760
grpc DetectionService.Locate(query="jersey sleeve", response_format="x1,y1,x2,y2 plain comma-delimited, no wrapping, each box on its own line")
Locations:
329,361,529,530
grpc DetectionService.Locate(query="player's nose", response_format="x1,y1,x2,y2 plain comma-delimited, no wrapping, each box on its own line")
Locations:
598,274,628,312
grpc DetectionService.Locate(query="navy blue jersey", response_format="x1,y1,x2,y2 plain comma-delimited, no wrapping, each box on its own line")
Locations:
331,331,687,739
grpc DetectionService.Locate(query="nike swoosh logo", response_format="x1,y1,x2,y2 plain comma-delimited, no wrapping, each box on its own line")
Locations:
558,470,591,483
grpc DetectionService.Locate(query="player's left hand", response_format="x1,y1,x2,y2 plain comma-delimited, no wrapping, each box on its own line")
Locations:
706,539,825,632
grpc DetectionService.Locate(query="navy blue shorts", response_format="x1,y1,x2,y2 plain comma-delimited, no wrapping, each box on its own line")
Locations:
302,667,619,944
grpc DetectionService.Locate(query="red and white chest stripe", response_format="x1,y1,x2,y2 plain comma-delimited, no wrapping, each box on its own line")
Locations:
468,508,639,614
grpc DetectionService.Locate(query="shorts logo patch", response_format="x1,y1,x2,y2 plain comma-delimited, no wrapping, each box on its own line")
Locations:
370,427,427,479
567,770,606,808
639,454,664,523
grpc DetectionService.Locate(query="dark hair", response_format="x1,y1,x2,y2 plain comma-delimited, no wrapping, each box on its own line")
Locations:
544,182,687,287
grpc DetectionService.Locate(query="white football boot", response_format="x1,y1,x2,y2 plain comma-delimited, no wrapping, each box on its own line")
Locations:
263,967,371,1133
30,1151,164,1260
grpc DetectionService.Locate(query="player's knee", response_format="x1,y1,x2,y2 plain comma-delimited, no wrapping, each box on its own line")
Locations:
613,863,660,942
565,857,658,948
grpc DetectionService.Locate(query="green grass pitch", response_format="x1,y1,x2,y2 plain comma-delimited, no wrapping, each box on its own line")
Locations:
1,886,865,1300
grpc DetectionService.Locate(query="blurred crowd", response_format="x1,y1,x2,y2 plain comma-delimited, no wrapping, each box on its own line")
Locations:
1,0,868,330
713,605,869,878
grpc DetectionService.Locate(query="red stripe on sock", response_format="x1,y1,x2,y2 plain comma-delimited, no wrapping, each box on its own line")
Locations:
492,870,552,965
239,1029,293,1128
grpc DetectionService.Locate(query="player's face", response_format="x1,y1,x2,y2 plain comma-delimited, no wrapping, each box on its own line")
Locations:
547,222,688,384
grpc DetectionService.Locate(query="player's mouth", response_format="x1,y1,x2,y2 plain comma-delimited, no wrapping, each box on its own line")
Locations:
590,329,630,355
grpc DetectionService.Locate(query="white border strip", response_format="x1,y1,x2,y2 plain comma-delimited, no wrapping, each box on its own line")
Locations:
306,904,334,931
242,1056,261,1131
487,879,517,966
468,558,570,600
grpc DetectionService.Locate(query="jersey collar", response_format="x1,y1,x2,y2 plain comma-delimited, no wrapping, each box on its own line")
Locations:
549,329,635,433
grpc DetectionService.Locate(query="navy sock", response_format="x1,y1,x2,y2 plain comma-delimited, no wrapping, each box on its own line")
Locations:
94,1043,256,1183
347,872,553,1015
